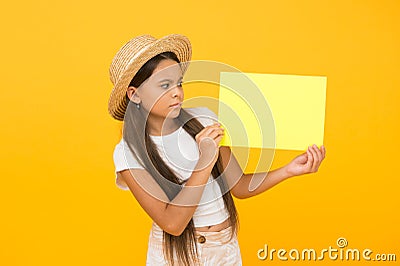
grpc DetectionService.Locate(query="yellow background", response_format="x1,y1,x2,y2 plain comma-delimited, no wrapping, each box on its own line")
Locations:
1,0,399,265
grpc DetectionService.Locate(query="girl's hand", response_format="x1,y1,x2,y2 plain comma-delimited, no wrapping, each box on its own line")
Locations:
284,144,326,177
194,123,224,170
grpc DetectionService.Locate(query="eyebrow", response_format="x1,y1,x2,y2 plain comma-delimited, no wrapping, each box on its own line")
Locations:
158,77,183,83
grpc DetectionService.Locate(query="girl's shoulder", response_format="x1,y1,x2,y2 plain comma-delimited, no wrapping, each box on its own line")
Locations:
113,137,128,151
184,107,218,127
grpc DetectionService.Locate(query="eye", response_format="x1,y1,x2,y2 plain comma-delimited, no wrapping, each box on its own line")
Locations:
177,81,183,87
161,83,169,89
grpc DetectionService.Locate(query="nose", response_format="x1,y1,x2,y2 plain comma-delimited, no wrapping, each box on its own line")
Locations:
171,84,183,99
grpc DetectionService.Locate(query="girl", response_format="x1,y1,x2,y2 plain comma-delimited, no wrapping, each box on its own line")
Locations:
108,34,326,266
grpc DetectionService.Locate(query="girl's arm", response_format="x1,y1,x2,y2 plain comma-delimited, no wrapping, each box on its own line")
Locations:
118,161,212,236
219,144,326,199
119,123,224,236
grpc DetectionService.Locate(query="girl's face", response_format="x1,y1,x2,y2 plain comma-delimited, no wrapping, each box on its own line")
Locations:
130,59,184,120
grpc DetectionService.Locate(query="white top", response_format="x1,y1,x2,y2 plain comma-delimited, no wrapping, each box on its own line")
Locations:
112,107,229,227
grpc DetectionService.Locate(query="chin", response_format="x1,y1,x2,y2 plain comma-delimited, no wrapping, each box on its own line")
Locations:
167,108,181,118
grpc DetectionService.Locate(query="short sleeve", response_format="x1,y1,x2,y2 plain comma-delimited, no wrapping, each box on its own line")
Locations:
113,139,144,190
186,107,219,127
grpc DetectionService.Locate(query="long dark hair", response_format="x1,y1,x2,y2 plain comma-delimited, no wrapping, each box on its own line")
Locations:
122,51,239,266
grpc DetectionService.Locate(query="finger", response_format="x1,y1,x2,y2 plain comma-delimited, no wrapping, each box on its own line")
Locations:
200,126,219,138
205,126,224,137
196,124,223,141
321,145,326,158
311,145,320,171
308,146,318,171
296,152,308,164
306,147,313,170
204,123,223,132
208,129,224,140
313,145,323,171
209,122,221,128
312,144,322,163
215,135,223,145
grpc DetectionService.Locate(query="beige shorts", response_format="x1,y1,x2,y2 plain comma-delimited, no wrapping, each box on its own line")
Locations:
146,222,242,265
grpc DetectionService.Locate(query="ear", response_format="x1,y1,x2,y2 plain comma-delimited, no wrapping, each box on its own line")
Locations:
127,86,141,104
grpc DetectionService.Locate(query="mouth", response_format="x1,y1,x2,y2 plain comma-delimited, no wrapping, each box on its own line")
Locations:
169,102,182,108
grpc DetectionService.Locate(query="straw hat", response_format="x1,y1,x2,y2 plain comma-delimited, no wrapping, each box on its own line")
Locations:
108,34,192,121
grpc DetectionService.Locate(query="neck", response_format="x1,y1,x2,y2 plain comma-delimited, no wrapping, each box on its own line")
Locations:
147,115,180,136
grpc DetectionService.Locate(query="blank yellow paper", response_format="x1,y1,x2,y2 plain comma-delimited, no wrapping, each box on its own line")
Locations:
218,72,327,151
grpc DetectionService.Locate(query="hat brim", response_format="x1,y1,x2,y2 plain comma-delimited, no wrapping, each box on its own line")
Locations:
108,34,192,121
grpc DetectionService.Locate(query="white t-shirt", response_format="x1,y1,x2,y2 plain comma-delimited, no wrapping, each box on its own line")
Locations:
112,107,229,227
